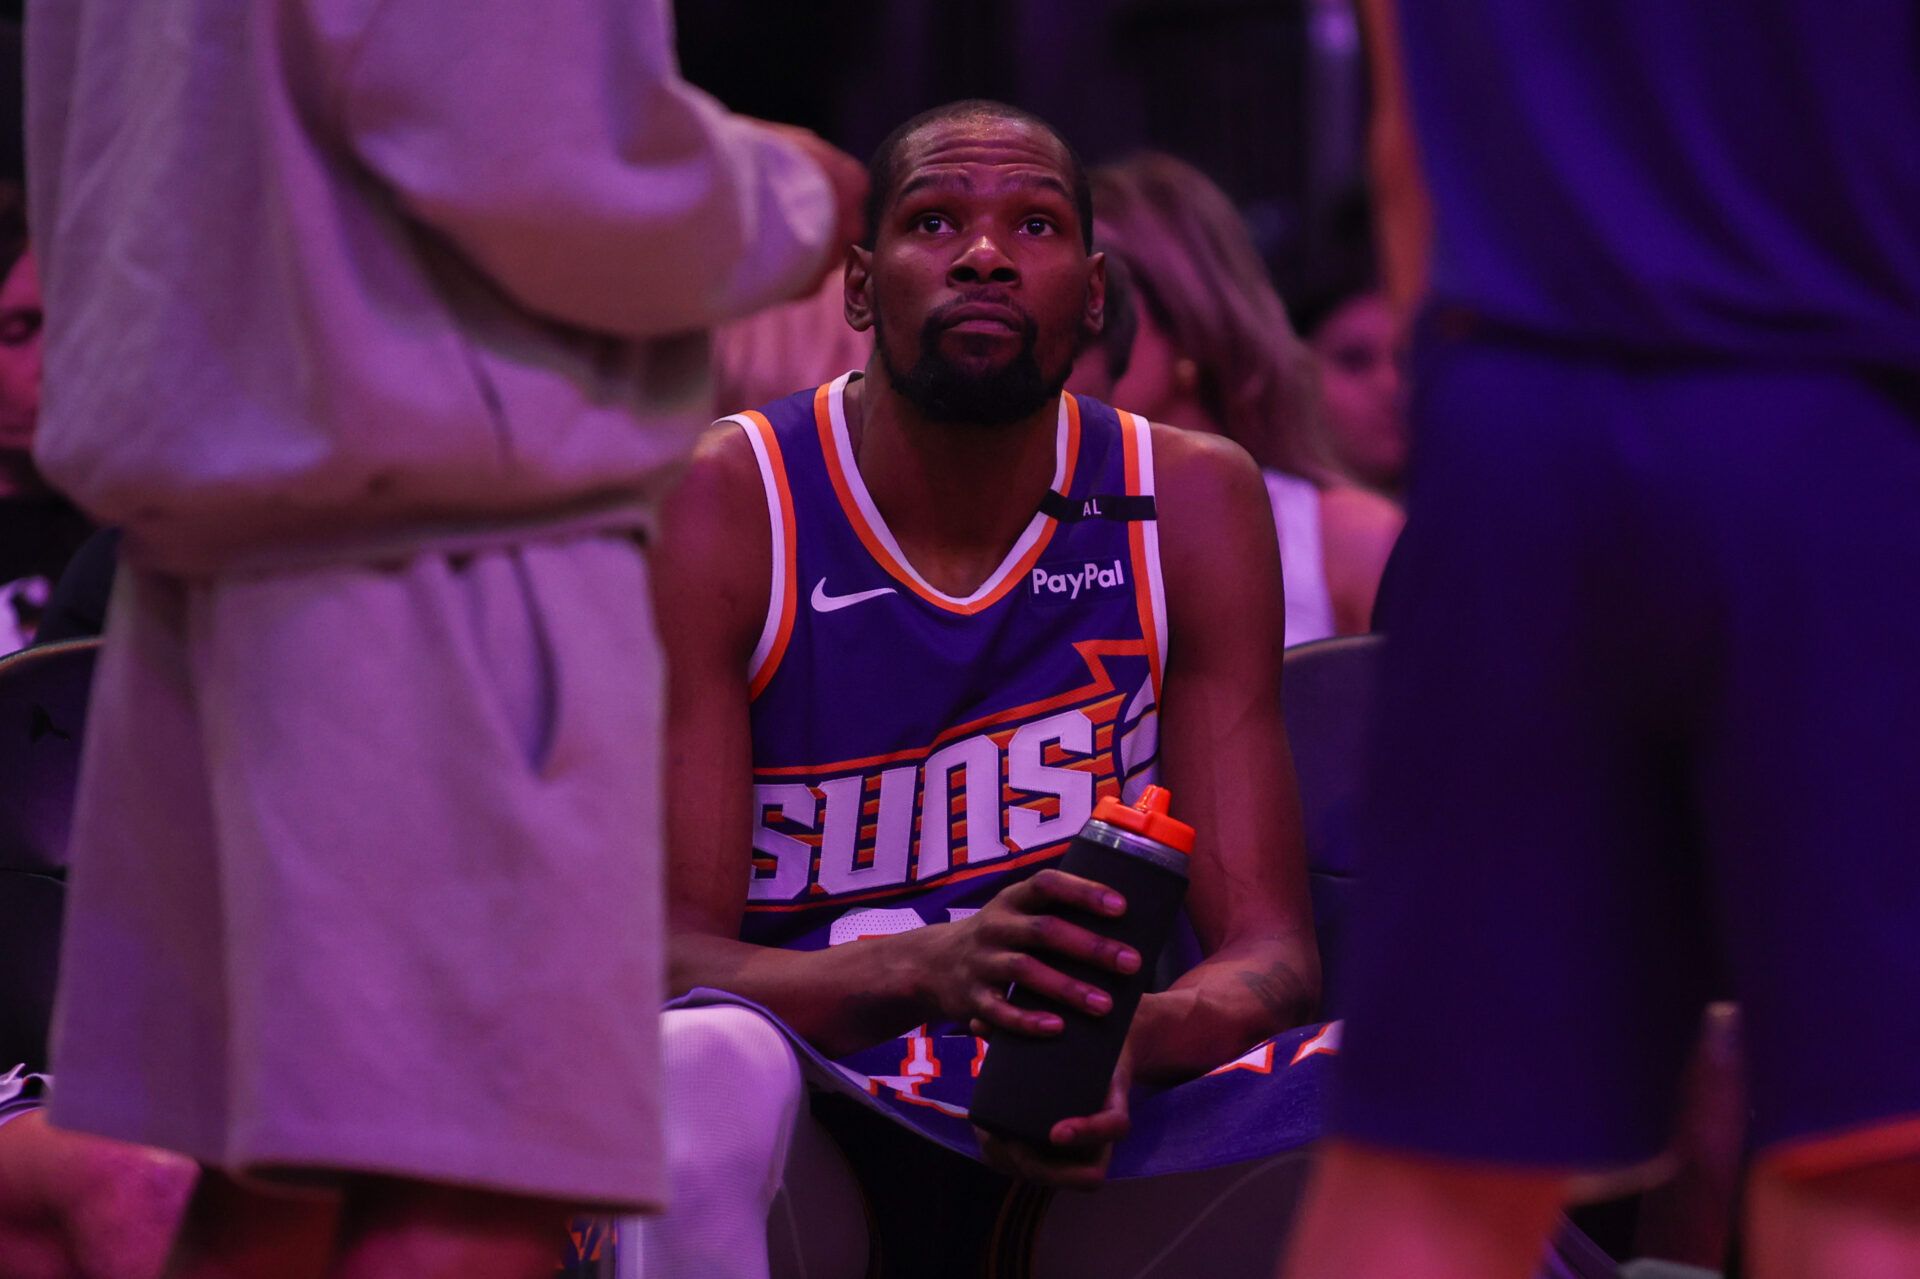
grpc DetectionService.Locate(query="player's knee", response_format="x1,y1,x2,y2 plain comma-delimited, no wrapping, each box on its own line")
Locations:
662,1005,802,1104
660,1006,803,1194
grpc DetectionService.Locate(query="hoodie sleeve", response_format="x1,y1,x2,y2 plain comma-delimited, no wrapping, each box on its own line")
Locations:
332,0,834,339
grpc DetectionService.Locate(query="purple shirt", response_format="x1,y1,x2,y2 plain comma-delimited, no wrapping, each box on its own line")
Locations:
1398,0,1920,371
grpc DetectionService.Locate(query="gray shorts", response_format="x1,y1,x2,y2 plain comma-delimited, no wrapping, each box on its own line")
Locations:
47,535,665,1208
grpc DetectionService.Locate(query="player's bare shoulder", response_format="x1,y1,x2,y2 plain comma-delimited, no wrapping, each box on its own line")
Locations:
652,420,773,662
1137,420,1285,636
1145,422,1276,560
1148,418,1265,488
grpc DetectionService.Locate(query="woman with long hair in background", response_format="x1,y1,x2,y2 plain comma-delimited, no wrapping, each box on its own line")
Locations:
1073,153,1402,639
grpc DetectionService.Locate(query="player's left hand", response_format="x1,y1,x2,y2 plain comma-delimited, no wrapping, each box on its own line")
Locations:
972,1047,1133,1190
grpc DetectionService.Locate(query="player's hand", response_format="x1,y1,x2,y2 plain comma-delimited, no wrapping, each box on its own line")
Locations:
912,869,1141,1037
758,120,868,295
974,1048,1134,1189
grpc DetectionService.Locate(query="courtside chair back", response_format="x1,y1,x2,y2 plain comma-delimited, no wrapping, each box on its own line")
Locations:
0,638,102,1072
1280,632,1384,1018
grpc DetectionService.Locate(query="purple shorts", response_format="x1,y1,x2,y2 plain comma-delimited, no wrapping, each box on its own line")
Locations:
1335,336,1920,1174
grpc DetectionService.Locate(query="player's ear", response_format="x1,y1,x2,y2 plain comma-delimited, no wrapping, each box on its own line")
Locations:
1082,251,1106,338
1173,356,1199,396
844,244,875,333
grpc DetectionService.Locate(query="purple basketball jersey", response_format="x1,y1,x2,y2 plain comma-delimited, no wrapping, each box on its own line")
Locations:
734,373,1167,961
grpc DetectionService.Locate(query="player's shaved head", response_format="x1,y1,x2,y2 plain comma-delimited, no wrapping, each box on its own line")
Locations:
862,100,1094,252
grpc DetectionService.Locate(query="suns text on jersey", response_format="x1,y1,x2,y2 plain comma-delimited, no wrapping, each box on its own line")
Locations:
745,691,1153,905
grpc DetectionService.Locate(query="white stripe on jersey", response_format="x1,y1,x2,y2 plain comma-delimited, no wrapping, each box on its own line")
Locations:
735,414,790,682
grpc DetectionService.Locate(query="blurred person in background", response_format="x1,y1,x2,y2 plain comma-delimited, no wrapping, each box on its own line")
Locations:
1300,289,1406,501
25,1,863,1277
1074,153,1401,642
711,273,873,420
0,247,90,652
0,247,39,452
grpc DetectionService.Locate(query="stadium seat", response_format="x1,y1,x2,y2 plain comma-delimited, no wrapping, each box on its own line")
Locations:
1280,632,1383,1017
0,638,101,1072
1280,635,1633,1277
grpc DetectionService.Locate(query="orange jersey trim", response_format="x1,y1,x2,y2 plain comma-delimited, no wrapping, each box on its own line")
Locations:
742,411,799,700
814,381,1082,616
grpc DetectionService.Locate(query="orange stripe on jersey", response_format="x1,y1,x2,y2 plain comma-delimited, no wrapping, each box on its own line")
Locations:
813,383,1081,616
744,411,799,699
813,380,904,585
1120,412,1165,700
755,637,1147,777
1760,1113,1920,1180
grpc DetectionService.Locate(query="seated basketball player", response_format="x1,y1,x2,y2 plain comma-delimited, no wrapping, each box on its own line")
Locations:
641,101,1331,1279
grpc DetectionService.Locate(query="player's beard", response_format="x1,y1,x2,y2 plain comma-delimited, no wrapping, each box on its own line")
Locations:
875,297,1067,428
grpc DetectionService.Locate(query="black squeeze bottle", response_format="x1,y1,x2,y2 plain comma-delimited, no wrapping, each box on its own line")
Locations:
968,785,1193,1146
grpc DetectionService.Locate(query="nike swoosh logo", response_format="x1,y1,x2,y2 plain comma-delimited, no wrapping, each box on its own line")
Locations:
811,579,898,613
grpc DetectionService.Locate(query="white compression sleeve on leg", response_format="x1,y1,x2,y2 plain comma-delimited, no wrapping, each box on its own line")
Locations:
623,1006,805,1279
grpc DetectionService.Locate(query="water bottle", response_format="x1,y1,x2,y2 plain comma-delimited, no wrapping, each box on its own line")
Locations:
968,785,1193,1146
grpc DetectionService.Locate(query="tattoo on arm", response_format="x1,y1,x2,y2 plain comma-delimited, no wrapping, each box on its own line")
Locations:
1236,959,1310,1026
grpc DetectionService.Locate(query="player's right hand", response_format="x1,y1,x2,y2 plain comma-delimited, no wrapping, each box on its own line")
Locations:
910,869,1142,1038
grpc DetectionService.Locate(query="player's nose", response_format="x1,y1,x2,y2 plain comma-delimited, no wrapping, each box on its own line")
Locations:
950,233,1018,286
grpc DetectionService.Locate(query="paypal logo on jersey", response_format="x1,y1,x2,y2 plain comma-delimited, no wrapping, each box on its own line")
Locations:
1030,557,1127,603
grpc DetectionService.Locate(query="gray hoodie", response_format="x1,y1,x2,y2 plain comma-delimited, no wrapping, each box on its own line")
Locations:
27,0,834,574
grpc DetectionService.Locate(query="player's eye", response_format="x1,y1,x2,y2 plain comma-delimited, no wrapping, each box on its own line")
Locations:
913,213,951,234
1020,217,1056,236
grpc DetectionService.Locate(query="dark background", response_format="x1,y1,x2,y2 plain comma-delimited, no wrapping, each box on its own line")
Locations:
0,0,1375,309
673,0,1373,307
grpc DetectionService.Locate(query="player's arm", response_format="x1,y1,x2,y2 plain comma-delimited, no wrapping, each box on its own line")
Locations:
652,426,923,1054
653,427,1133,1058
978,427,1322,1182
1127,425,1322,1083
333,0,861,338
1355,0,1433,313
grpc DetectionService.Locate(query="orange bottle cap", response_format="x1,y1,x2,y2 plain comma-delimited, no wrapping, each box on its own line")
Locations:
1090,785,1194,855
